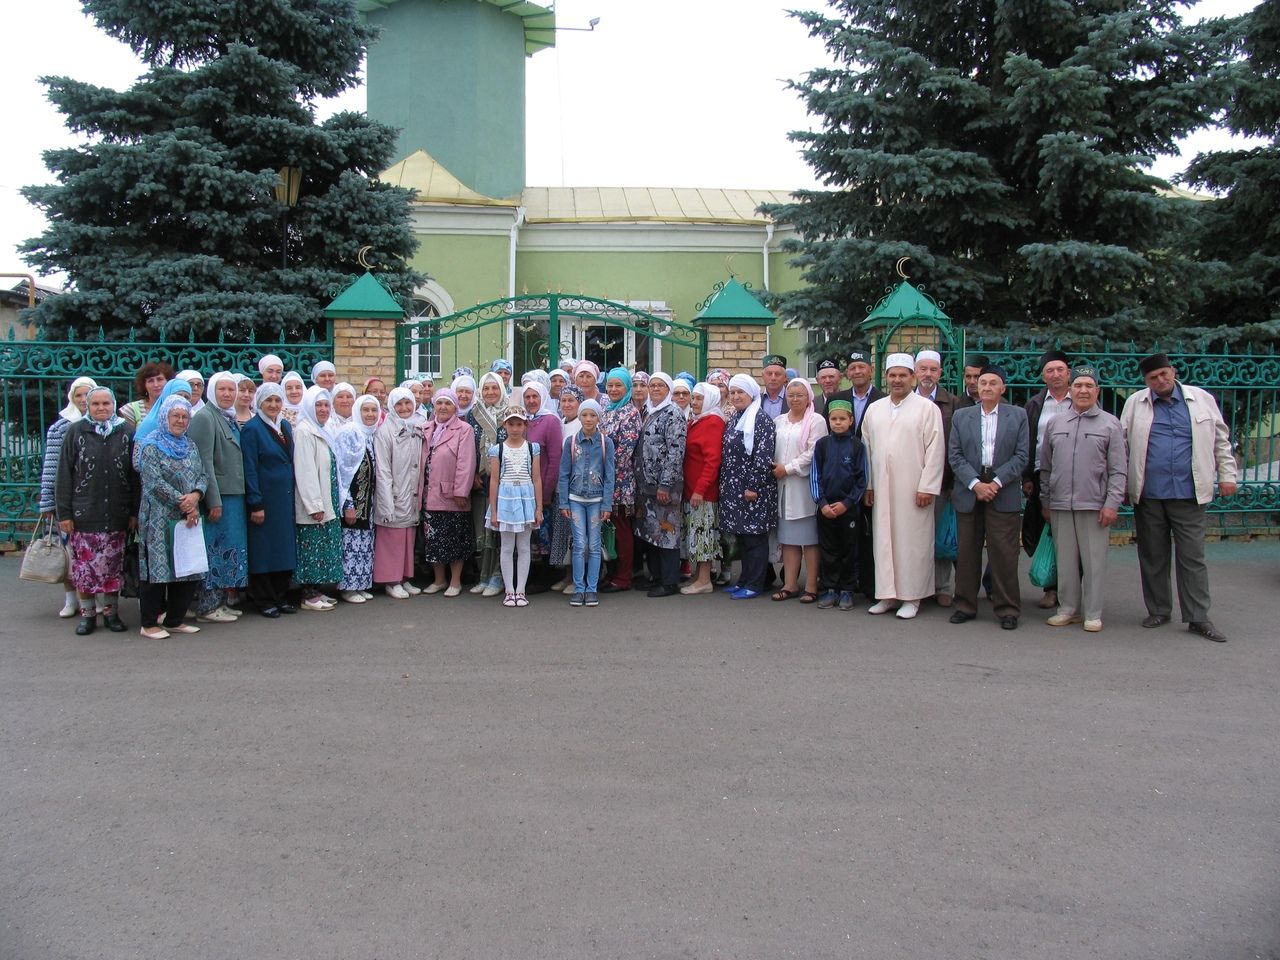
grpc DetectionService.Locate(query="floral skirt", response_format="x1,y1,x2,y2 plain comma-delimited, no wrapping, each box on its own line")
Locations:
69,531,126,594
339,526,375,591
683,500,721,562
635,491,682,550
295,520,343,585
202,494,248,590
423,510,473,563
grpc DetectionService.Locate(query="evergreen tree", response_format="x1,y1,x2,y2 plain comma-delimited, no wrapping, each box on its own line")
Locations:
1181,1,1280,346
21,0,421,339
765,0,1228,348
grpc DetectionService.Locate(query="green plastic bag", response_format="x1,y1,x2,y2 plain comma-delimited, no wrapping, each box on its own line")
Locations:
934,501,958,561
600,520,617,561
1029,527,1057,588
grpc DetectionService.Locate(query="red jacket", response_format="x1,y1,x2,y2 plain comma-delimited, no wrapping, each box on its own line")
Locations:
683,415,725,502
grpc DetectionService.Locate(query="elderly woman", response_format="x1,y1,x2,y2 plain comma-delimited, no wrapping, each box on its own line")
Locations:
233,374,256,428
133,378,192,446
719,374,778,599
523,382,563,562
334,394,380,603
120,362,173,426
135,395,208,639
310,361,338,391
330,382,357,427
40,375,98,618
680,383,726,595
257,354,284,384
55,386,137,634
599,367,642,593
671,379,692,419
187,371,248,623
241,383,297,618
772,377,828,603
280,371,306,426
363,377,389,410
419,388,477,596
175,370,206,412
469,371,509,596
630,371,650,417
373,387,424,599
573,360,601,406
707,368,733,418
633,373,688,597
292,386,341,611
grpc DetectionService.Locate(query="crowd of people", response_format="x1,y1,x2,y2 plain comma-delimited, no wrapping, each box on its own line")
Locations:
39,345,1238,641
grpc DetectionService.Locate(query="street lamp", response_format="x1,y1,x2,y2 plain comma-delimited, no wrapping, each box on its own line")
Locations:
274,165,302,269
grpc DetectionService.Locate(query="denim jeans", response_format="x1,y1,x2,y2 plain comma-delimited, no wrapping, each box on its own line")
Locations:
569,499,604,592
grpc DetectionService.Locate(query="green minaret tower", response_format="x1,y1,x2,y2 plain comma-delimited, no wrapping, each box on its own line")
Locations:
359,0,555,199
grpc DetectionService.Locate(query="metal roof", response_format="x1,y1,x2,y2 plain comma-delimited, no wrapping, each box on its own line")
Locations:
355,0,555,55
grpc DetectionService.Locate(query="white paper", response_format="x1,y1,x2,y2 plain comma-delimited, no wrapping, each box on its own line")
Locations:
172,519,210,578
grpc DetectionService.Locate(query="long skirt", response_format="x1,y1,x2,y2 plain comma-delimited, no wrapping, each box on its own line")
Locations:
202,494,248,590
339,527,375,591
295,520,343,585
69,531,126,594
683,501,721,563
423,510,473,564
548,508,572,566
373,525,416,583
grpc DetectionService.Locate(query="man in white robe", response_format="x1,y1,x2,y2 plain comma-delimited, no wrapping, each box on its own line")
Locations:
860,353,946,619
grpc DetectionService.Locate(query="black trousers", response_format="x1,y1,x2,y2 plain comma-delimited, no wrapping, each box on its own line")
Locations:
647,545,680,588
139,580,199,628
737,533,770,592
817,509,859,592
855,502,876,597
249,570,292,609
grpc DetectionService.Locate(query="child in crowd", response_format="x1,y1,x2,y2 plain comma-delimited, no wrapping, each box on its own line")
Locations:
558,399,615,607
487,405,543,607
810,399,867,611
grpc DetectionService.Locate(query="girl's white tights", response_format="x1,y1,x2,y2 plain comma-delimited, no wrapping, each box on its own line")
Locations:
499,529,532,595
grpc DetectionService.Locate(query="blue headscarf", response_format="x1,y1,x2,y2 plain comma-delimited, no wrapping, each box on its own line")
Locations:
674,371,696,390
605,367,633,411
138,394,193,459
134,378,192,443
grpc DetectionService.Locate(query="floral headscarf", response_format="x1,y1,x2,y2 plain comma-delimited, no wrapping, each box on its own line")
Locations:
135,378,192,443
138,394,193,459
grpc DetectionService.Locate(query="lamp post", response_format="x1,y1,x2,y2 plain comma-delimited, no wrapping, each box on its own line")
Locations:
274,166,302,269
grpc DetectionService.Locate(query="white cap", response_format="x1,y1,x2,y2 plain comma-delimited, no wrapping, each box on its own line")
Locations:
884,352,915,372
915,349,942,365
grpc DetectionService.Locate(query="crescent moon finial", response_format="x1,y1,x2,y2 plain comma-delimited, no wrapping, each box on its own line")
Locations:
356,245,374,270
895,256,911,279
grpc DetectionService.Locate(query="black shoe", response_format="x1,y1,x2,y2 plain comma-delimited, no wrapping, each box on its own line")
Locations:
949,610,976,624
1142,614,1171,628
260,606,281,619
1188,621,1227,642
647,584,678,598
279,603,298,615
632,575,653,591
1000,616,1018,630
103,610,127,632
75,612,96,636
598,581,628,594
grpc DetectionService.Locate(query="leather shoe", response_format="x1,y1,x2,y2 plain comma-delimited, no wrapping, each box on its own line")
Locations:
279,603,298,614
647,584,678,598
949,610,976,623
599,580,628,593
1142,614,1171,628
1188,621,1227,642
260,606,281,619
1038,590,1058,609
1000,616,1018,630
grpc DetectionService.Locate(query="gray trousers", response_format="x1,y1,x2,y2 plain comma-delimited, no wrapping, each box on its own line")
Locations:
1133,498,1211,622
1051,509,1110,622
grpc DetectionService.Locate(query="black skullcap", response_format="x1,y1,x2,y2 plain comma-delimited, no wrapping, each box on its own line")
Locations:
817,358,840,372
847,349,871,364
965,354,991,369
979,364,1008,383
1038,349,1071,370
1138,353,1173,376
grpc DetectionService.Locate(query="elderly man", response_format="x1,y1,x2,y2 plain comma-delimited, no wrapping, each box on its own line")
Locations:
947,365,1028,629
914,348,970,607
257,354,284,384
860,353,945,619
1040,366,1127,632
1022,349,1073,609
760,354,789,419
1119,353,1238,642
814,359,843,419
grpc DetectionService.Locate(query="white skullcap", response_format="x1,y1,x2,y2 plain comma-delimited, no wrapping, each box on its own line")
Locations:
885,352,915,372
915,349,942,365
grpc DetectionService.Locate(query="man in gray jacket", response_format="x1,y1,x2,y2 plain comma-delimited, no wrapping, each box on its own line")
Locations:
1119,353,1237,641
1039,366,1127,632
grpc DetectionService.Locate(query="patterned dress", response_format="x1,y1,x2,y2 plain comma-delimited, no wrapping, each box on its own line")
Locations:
137,444,209,584
601,402,641,509
718,409,778,536
295,459,343,585
633,405,687,550
339,450,376,592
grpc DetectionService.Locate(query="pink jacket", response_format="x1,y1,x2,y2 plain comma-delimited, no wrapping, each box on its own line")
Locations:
418,417,477,512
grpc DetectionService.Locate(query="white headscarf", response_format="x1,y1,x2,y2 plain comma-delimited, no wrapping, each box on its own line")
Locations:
521,369,551,389
521,381,552,419
690,382,725,423
299,385,336,447
60,376,98,423
333,394,380,498
670,378,692,419
310,360,337,386
254,382,286,432
645,372,676,417
329,381,356,426
785,376,820,451
281,371,306,416
205,371,239,428
86,386,123,437
175,369,205,412
384,386,418,427
450,374,477,418
729,373,763,454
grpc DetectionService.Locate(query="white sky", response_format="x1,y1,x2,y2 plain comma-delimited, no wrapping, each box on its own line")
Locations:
0,0,1260,286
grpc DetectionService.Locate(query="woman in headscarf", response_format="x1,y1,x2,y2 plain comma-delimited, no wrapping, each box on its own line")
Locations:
400,379,427,423
133,378,193,448
633,372,688,597
241,383,297,617
522,381,562,568
40,375,98,618
680,383,726,595
707,368,733,418
135,394,208,639
233,374,256,428
257,354,284,384
120,362,172,426
363,377,389,410
419,388,477,596
55,386,137,634
310,361,338,391
292,385,342,611
630,370,650,418
373,387,425,599
330,382,357,427
280,371,306,426
719,374,779,599
187,371,248,623
469,371,509,595
334,394,380,603
572,360,601,405
599,367,642,593
771,377,828,603
175,370,206,413
671,379,692,419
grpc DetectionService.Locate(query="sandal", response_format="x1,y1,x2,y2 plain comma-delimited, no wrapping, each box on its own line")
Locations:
514,594,529,607
799,591,820,604
503,594,517,607
771,589,798,602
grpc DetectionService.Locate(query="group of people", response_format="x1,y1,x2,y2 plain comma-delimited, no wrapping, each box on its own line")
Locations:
39,343,1238,641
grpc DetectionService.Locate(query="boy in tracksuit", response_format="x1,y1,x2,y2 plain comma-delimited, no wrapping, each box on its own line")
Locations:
810,399,868,610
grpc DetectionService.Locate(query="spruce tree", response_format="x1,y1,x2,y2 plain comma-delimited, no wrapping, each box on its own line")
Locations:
21,0,421,339
766,0,1227,347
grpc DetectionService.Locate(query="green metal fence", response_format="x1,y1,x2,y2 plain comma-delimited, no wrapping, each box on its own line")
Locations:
0,325,333,539
968,339,1280,536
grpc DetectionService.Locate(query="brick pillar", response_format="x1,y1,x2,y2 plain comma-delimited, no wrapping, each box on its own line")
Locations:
705,324,770,377
333,317,399,385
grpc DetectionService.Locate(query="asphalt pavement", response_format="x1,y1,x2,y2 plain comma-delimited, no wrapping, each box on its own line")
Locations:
2,542,1278,960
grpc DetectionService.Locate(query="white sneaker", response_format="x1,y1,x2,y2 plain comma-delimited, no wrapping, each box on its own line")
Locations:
387,583,410,599
340,591,367,604
896,601,920,620
482,581,504,598
402,582,422,596
868,599,900,615
1083,619,1103,632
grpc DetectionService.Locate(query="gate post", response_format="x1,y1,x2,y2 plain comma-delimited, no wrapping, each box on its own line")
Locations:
323,272,407,384
693,278,777,377
547,294,560,370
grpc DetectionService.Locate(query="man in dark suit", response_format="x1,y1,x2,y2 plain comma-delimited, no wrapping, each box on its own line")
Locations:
914,349,971,606
947,364,1029,629
832,349,883,597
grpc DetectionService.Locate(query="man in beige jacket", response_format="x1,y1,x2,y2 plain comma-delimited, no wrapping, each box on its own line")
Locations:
1119,354,1238,641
